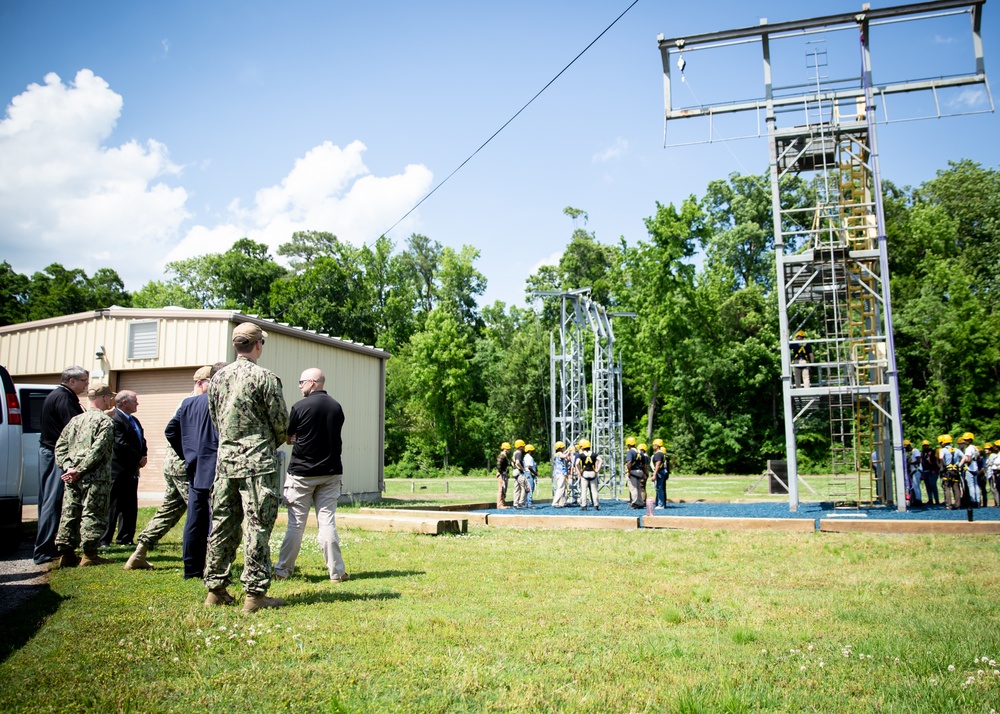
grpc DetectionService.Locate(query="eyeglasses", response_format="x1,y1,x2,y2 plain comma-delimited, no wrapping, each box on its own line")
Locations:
298,379,314,385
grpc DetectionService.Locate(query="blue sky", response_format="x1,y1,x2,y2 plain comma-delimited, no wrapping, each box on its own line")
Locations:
1,0,996,309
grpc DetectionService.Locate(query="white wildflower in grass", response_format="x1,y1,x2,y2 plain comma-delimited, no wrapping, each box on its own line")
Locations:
761,649,767,655
118,639,125,646
894,657,900,664
800,666,806,671
948,665,955,672
929,678,937,686
173,657,179,662
247,640,256,646
218,625,227,631
205,638,212,647
991,660,997,667
196,629,202,636
819,661,825,668
995,670,1000,677
808,645,814,652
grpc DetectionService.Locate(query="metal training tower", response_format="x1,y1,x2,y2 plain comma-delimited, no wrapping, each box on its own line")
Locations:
656,1,991,511
541,289,626,499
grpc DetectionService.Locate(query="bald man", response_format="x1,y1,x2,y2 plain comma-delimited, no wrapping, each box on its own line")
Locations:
101,390,147,547
274,368,348,583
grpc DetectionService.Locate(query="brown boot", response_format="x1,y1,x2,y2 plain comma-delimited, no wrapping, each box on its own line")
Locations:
124,544,154,571
205,587,235,606
80,551,114,566
243,593,285,613
58,550,79,568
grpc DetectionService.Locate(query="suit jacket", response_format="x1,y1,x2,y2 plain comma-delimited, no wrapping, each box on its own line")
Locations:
165,393,219,490
111,409,147,481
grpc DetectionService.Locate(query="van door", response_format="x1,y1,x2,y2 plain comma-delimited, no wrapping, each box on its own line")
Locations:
18,386,55,506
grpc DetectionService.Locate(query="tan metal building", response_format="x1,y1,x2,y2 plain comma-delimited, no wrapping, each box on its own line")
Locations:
0,308,388,501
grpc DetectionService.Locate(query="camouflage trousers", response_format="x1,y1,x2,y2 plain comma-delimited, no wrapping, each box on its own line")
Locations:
203,471,279,595
55,478,111,553
137,467,190,549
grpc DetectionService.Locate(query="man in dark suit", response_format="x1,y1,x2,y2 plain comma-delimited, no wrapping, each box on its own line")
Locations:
101,390,147,547
165,363,222,579
33,366,88,565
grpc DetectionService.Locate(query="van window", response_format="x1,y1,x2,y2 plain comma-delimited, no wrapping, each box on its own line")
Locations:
18,389,53,434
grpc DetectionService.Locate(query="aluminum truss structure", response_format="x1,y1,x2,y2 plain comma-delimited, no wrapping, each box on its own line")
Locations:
656,1,990,511
540,289,625,499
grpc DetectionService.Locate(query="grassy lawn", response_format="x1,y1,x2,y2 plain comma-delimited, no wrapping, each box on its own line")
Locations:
2,503,999,713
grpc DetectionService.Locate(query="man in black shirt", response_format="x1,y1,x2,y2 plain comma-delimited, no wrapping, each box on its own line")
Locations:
33,366,88,564
274,368,348,582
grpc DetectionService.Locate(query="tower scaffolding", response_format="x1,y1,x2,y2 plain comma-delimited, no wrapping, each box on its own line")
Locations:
656,0,991,511
539,289,627,500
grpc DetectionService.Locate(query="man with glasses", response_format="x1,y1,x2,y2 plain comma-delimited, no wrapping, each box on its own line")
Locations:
204,323,288,612
274,368,348,583
33,366,88,565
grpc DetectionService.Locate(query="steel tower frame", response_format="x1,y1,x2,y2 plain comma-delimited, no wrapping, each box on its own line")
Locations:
656,0,990,511
541,289,625,499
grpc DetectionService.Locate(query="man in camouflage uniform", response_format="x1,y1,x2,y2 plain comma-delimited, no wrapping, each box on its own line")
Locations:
53,384,116,567
125,366,213,572
204,323,288,612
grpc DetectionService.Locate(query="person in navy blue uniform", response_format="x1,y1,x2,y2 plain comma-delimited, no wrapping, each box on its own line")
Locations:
101,391,147,546
165,363,223,579
33,366,88,565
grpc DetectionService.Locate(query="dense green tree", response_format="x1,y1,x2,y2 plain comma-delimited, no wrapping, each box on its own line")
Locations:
22,264,131,321
166,238,286,313
131,280,201,309
0,262,29,326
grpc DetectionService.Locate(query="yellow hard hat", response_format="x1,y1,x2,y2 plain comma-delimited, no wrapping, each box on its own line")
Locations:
652,438,663,448
921,440,931,447
525,444,535,453
985,442,994,450
903,439,911,447
514,439,526,449
795,330,806,338
658,446,666,454
554,441,565,450
578,438,591,449
638,443,648,452
625,436,636,447
501,442,511,450
939,434,953,444
961,432,975,442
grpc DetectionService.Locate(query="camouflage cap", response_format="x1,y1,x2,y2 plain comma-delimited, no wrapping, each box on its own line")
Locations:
193,366,212,381
232,322,268,345
88,384,115,399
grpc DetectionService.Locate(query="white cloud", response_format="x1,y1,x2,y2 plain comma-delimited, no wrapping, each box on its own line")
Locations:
593,137,628,163
934,34,956,45
529,250,563,277
0,70,434,291
0,70,188,283
167,140,433,264
947,87,987,110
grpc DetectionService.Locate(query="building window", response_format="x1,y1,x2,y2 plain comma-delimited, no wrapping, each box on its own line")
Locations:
127,321,159,360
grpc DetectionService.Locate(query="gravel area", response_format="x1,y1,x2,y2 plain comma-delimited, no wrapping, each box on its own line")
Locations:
0,537,49,620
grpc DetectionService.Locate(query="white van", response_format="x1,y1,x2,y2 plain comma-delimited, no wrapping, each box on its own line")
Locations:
0,365,23,549
17,384,57,507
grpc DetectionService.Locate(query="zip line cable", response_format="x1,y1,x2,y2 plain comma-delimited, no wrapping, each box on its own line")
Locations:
377,0,642,242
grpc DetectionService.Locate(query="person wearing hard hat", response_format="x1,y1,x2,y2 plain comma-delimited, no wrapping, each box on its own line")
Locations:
574,438,603,511
938,435,963,510
511,440,530,509
919,440,940,506
790,330,814,388
523,444,538,508
637,443,651,505
551,441,570,508
651,439,669,509
958,432,981,507
984,442,998,507
565,444,580,506
496,442,511,509
903,440,922,506
624,437,643,509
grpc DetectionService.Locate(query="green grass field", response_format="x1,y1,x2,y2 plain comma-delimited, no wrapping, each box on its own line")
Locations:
2,487,998,712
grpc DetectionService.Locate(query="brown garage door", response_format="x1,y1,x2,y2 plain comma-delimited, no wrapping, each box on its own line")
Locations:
117,369,195,500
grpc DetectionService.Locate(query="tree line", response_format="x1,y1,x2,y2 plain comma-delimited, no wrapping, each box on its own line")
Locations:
3,160,997,475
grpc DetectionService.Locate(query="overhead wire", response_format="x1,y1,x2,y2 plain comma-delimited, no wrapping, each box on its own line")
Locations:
376,0,642,243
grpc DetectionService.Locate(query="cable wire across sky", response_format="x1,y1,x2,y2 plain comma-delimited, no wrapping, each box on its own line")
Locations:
378,0,642,242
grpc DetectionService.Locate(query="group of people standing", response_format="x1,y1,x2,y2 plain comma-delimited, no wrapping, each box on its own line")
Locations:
905,432,999,510
494,436,670,511
31,322,348,613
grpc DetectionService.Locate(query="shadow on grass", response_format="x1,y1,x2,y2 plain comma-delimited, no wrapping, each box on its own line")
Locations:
0,585,66,664
298,569,424,584
288,590,402,606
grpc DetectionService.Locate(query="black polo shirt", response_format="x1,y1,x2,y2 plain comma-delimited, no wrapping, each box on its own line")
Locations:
40,384,84,450
287,390,345,476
